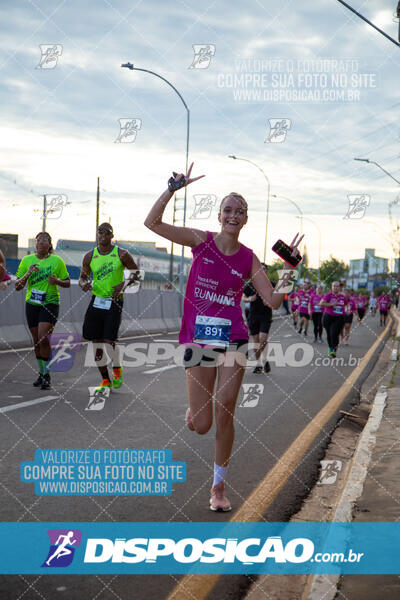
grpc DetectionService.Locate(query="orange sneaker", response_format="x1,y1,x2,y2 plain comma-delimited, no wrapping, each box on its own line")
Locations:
95,378,111,392
210,481,231,512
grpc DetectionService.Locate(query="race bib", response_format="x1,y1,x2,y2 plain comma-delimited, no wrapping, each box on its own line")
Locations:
93,296,112,310
301,300,308,307
333,305,343,315
30,288,46,304
313,305,322,312
193,315,231,348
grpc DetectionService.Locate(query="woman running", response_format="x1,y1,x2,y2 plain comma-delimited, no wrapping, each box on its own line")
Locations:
15,232,70,389
356,291,369,323
378,291,391,326
310,284,324,343
297,280,313,337
289,287,300,329
144,163,302,512
320,281,347,357
341,289,356,345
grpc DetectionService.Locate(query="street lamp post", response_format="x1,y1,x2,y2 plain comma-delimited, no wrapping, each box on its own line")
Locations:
271,194,303,279
228,155,270,263
297,216,321,282
354,157,400,185
355,157,400,276
121,62,190,296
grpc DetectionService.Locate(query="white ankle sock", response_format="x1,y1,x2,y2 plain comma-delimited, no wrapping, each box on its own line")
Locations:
213,463,228,487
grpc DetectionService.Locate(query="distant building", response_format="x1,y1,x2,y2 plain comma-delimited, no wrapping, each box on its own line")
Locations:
349,248,388,276
348,248,389,290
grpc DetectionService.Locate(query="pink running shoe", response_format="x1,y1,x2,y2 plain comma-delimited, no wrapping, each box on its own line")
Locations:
185,407,195,431
210,481,231,512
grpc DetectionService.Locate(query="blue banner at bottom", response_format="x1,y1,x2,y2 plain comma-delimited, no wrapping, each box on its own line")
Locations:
0,522,399,574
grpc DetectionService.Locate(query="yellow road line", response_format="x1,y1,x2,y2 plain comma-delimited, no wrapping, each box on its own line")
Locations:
167,320,391,600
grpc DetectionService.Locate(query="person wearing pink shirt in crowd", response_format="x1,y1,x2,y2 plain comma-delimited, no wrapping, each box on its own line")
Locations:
309,284,324,343
289,286,299,329
378,291,391,326
297,280,313,337
0,250,12,291
356,291,369,323
144,162,302,512
320,281,348,357
341,289,356,345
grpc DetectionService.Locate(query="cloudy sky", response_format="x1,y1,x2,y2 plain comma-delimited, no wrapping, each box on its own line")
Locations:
0,0,399,267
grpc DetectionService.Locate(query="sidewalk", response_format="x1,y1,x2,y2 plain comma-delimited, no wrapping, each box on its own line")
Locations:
334,344,400,598
244,312,400,600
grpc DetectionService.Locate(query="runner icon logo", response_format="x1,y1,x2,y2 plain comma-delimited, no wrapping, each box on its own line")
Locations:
86,386,110,411
47,333,82,372
264,119,292,143
36,45,63,69
190,194,217,219
274,269,299,294
114,119,142,143
239,383,264,408
188,45,216,69
317,460,342,485
343,194,370,219
42,529,82,567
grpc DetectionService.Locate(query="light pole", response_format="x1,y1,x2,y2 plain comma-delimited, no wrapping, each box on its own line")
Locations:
228,155,270,262
297,216,321,282
271,194,303,279
355,157,400,275
354,158,400,185
121,62,190,296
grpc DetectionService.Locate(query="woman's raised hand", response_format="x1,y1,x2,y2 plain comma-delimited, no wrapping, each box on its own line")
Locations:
168,162,205,192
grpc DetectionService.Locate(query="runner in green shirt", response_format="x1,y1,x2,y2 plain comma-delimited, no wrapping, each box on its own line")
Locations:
79,223,140,391
15,232,70,389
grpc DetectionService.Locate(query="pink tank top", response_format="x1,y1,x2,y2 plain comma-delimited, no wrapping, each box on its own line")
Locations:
179,231,253,345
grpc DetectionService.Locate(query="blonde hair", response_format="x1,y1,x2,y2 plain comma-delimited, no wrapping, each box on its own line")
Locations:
219,192,248,213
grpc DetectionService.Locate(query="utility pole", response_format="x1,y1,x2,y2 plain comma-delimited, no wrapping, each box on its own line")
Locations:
95,177,100,241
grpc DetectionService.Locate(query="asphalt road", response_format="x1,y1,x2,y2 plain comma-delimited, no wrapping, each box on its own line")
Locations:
0,309,387,599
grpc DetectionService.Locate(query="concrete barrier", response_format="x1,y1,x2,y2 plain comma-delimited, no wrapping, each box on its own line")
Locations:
0,285,182,350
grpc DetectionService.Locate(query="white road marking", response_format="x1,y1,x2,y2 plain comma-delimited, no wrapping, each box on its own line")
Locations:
0,331,180,354
143,365,178,374
8,395,23,399
155,339,179,342
0,396,58,413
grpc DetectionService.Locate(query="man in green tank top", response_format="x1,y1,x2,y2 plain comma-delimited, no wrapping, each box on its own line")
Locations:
80,223,139,391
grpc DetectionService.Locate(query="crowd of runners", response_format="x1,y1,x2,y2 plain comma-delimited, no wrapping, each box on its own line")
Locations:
0,163,396,512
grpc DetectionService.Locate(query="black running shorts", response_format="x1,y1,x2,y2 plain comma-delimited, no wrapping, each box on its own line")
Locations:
26,302,59,328
247,314,272,336
82,296,123,341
